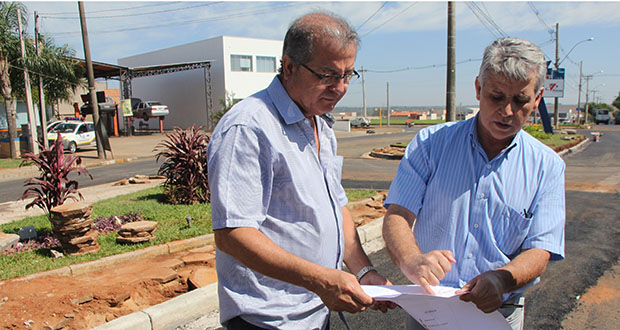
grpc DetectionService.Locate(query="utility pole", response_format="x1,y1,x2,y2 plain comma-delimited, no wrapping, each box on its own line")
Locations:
78,1,104,159
445,1,456,122
583,76,591,125
361,66,367,118
17,8,39,154
386,82,390,126
553,23,560,129
34,11,48,149
577,61,583,124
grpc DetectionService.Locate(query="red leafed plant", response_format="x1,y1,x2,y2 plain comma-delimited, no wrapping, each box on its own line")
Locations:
154,125,210,205
20,133,93,218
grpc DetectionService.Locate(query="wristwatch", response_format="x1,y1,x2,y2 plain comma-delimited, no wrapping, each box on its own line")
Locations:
356,265,377,282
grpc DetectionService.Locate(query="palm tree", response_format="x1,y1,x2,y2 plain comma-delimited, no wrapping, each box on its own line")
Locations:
1,2,85,158
0,2,26,158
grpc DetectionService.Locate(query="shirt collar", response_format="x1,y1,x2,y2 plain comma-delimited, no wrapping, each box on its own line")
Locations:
469,114,521,157
267,75,306,125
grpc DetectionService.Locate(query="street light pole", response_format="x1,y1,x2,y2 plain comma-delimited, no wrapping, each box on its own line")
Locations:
577,61,583,124
553,23,560,129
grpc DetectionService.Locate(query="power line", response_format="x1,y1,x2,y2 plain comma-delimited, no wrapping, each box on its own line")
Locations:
41,2,222,20
365,58,481,73
48,2,307,36
40,2,183,16
362,2,417,36
357,2,388,30
466,2,506,38
527,2,555,37
8,63,83,87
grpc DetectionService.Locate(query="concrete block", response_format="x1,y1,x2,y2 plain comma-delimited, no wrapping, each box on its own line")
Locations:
89,311,151,330
145,283,219,330
357,217,383,244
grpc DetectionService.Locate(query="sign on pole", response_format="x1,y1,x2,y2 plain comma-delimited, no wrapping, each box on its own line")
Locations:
543,68,565,98
121,99,133,117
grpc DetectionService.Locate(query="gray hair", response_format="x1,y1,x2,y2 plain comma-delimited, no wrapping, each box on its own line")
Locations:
479,37,547,92
278,11,360,73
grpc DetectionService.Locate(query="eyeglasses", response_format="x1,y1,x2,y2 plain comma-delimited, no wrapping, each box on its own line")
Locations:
299,63,360,86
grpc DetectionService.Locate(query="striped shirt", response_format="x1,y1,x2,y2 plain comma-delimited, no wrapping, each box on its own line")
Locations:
385,117,565,297
207,76,347,330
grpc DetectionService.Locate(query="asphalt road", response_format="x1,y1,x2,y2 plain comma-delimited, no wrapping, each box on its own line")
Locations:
0,129,420,203
328,125,620,329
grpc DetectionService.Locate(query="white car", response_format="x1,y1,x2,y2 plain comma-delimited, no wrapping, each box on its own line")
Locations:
47,121,96,153
133,101,169,121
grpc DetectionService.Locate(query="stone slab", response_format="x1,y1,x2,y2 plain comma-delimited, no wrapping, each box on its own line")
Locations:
0,233,19,253
181,253,215,266
144,283,219,330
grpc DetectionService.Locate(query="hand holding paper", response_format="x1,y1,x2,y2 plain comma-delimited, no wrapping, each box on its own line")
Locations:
362,285,511,330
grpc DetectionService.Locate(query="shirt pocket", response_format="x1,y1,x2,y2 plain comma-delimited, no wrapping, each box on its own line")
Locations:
493,206,532,257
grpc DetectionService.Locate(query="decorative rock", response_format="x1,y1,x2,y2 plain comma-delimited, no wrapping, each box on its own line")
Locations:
188,268,212,289
120,221,157,233
159,258,184,270
49,250,64,258
0,233,19,253
18,226,37,241
145,267,177,284
49,202,100,255
116,221,157,244
43,319,68,330
181,253,216,266
116,236,152,244
105,292,130,307
129,177,150,184
71,293,94,305
113,179,130,186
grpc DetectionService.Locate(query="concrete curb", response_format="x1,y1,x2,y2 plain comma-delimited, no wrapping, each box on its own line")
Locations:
9,234,214,282
89,219,385,330
558,137,591,157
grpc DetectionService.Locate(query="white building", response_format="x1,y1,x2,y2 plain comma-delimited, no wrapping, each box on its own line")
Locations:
118,36,283,130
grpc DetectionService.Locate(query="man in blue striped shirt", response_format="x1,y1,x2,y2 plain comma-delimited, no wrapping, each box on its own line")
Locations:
208,12,392,330
383,37,565,330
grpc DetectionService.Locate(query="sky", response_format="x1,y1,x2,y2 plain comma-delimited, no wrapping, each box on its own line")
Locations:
20,1,620,109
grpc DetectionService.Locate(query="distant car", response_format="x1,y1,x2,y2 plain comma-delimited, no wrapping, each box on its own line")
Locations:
80,96,117,116
351,117,371,128
47,120,96,153
133,101,169,121
594,109,611,125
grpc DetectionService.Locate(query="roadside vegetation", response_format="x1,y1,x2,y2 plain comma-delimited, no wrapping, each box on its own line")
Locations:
0,158,27,168
0,185,377,280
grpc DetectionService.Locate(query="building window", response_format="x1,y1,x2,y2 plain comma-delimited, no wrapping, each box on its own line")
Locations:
256,56,276,73
231,55,252,72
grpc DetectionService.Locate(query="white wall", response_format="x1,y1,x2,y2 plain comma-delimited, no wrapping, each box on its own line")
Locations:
118,36,283,130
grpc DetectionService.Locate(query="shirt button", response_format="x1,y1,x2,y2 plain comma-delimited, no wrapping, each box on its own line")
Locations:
480,193,485,198
468,253,473,258
486,164,492,169
474,223,479,228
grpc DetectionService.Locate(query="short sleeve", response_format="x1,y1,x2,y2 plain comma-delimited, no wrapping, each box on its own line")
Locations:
208,124,273,230
522,158,566,260
384,129,432,215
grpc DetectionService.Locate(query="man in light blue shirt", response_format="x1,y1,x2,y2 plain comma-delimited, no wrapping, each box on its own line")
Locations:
208,12,392,330
383,37,565,330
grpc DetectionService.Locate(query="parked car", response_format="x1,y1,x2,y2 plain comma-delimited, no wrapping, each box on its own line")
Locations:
80,96,117,116
351,117,371,128
47,120,96,153
594,109,611,125
615,115,620,125
133,101,169,121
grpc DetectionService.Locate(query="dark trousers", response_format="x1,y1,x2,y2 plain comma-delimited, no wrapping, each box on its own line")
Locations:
226,316,330,330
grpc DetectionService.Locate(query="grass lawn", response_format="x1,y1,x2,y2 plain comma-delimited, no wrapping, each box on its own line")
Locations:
370,118,445,125
0,187,377,280
0,158,29,169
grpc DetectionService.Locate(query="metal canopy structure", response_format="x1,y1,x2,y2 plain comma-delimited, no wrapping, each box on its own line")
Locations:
71,57,214,129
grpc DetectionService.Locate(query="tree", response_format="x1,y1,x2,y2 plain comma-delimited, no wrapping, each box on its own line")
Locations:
0,1,26,158
1,2,85,158
211,90,240,125
613,93,620,111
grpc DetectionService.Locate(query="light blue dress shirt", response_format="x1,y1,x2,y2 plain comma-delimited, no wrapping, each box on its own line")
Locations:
385,117,565,297
207,76,348,330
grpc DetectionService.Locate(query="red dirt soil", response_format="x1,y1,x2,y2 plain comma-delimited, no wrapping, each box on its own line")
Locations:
0,195,387,330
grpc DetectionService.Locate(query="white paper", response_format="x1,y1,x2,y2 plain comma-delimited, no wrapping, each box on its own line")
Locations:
362,285,511,330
